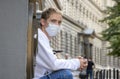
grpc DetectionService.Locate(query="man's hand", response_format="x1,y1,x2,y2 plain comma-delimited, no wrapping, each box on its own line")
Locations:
78,56,88,71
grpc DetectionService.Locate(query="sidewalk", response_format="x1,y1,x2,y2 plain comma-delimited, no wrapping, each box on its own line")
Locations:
72,70,80,79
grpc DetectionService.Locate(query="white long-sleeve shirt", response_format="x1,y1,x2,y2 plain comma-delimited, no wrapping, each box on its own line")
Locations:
33,28,80,79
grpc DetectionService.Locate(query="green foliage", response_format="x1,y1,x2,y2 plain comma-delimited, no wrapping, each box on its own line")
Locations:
102,0,120,57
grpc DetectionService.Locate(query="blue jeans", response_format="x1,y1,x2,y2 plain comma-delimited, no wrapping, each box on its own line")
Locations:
87,70,93,79
40,69,73,79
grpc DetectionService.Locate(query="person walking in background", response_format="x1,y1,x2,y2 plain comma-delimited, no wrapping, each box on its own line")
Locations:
86,57,95,79
33,7,88,79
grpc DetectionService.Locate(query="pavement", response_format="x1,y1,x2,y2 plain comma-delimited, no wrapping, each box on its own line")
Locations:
72,70,80,79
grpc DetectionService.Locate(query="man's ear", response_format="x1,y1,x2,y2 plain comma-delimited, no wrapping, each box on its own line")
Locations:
40,19,46,26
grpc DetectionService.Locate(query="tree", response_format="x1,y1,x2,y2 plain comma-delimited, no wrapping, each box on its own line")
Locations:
102,0,120,57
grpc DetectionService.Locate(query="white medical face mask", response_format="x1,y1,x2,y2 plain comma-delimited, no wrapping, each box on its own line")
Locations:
45,23,60,36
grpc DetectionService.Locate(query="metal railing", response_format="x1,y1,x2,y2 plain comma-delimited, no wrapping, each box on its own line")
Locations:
94,68,119,79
